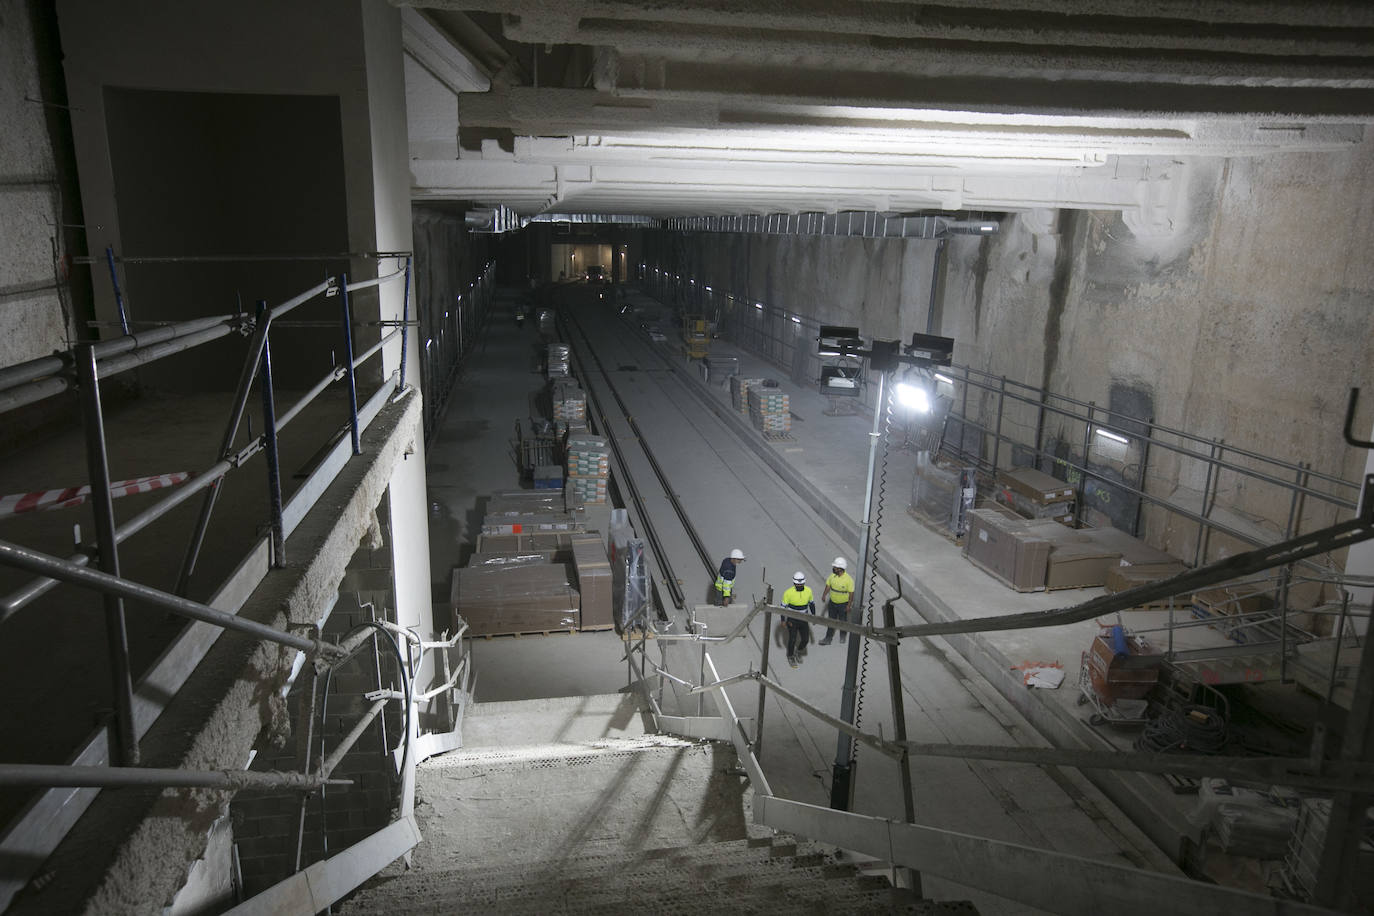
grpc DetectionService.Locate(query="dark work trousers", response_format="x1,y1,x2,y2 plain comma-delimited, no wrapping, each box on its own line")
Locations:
823,601,850,642
785,617,810,658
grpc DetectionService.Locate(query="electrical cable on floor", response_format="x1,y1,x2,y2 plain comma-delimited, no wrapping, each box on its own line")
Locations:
1134,703,1228,754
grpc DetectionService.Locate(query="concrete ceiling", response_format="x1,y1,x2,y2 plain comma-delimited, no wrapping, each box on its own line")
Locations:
395,1,1374,233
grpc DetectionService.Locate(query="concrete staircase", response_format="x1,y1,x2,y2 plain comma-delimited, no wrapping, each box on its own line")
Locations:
339,694,975,915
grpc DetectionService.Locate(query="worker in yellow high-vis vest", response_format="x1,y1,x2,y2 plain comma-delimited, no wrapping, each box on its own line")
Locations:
781,571,816,668
818,557,855,645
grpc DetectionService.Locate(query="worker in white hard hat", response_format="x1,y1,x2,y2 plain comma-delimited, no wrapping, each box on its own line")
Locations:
818,557,855,646
714,548,746,606
781,571,816,668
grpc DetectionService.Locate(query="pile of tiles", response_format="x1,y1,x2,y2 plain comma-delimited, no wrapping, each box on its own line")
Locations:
747,385,791,434
566,434,610,504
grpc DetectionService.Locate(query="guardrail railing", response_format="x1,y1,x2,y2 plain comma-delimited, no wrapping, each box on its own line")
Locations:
624,467,1374,910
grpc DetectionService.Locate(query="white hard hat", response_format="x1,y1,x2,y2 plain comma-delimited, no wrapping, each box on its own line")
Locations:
832,557,848,570
729,548,746,560
792,571,806,584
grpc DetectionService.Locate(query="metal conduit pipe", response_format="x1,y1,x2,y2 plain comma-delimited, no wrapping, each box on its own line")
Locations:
342,266,406,293
0,538,334,657
99,324,234,377
0,320,235,413
0,763,349,791
0,314,233,395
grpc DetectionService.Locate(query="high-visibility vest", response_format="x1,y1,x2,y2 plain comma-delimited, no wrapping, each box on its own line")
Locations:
825,571,854,604
782,585,814,610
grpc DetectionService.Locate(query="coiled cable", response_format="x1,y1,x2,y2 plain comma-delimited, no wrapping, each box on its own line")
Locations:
1134,703,1228,754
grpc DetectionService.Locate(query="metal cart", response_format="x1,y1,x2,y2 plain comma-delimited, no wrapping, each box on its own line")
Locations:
1076,650,1152,727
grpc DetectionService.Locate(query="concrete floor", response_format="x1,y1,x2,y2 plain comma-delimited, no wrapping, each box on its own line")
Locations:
426,283,1190,913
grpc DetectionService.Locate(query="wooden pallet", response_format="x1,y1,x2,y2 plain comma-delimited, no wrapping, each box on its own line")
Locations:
963,552,1047,593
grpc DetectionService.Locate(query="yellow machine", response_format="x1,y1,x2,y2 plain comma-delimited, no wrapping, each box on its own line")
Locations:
683,315,709,359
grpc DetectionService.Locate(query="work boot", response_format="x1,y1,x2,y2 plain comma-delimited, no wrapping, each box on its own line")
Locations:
818,638,832,646
788,655,798,668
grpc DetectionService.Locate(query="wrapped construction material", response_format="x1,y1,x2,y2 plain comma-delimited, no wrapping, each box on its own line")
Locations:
551,379,586,421
747,385,790,433
547,343,570,378
730,376,764,414
451,563,580,635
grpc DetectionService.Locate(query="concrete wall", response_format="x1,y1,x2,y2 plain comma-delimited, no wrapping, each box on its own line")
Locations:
647,144,1374,560
0,1,70,369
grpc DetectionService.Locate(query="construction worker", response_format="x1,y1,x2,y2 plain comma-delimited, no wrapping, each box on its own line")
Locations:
818,557,855,646
782,571,816,668
714,548,746,606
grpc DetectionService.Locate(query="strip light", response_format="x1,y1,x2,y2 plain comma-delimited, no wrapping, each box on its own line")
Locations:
1095,428,1128,444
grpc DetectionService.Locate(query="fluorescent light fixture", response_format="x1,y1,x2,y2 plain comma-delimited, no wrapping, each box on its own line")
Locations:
704,285,712,292
790,316,801,324
1095,428,1128,444
895,382,931,413
755,302,764,310
934,373,954,384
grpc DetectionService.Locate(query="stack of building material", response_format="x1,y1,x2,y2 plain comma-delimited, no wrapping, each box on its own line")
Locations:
451,563,580,636
910,451,976,537
1194,779,1302,860
964,508,1050,591
480,493,579,536
551,379,586,423
547,343,570,378
729,376,763,415
747,385,790,434
533,465,564,490
567,434,610,504
995,466,1075,521
571,532,613,630
537,309,555,336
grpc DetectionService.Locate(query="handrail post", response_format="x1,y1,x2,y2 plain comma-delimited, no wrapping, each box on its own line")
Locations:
1076,402,1094,527
398,256,412,391
77,345,138,766
756,606,773,759
340,274,362,455
257,300,285,568
883,596,921,895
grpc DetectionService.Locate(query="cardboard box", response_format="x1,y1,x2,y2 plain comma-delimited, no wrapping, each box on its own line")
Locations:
451,563,580,635
995,486,1074,520
998,466,1076,505
1077,526,1179,567
480,511,579,536
1104,561,1190,596
1044,539,1122,589
965,509,1049,590
466,551,560,568
571,532,614,629
477,531,578,554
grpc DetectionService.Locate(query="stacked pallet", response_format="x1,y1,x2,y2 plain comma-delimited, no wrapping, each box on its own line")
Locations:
729,376,763,415
747,385,791,434
547,343,570,378
551,379,586,422
567,434,610,504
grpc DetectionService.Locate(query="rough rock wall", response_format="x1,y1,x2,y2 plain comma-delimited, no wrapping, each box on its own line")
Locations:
941,147,1374,558
1,2,71,370
650,143,1374,559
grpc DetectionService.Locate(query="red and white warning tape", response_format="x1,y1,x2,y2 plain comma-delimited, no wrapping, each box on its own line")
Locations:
0,472,191,518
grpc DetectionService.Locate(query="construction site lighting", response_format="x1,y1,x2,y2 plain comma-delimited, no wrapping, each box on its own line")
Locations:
895,382,931,413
